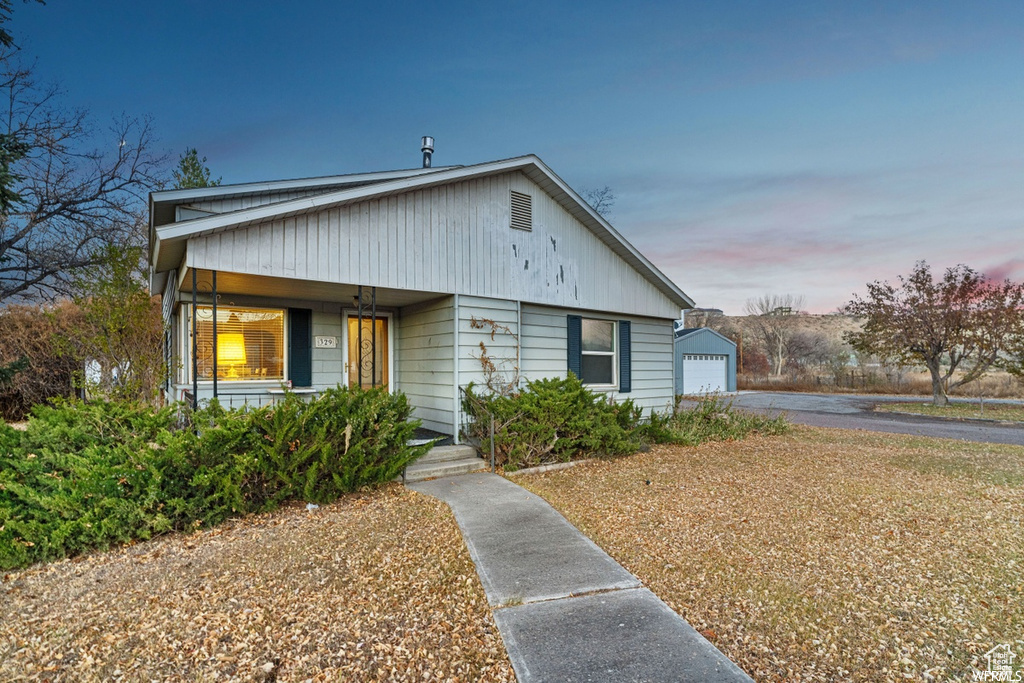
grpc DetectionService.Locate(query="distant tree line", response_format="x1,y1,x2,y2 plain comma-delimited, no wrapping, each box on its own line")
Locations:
698,263,1024,406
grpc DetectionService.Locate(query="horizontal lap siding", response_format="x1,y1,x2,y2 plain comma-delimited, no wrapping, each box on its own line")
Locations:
457,296,519,390
185,172,680,319
397,297,455,434
520,304,675,416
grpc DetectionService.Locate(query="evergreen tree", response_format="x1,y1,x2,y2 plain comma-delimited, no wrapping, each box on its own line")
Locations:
0,356,28,388
172,148,221,189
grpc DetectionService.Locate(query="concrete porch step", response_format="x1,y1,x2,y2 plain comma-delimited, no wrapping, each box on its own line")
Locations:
404,456,488,482
402,444,489,483
415,444,479,464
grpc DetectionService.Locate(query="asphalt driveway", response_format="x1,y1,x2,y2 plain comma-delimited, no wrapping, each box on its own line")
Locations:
721,391,1024,446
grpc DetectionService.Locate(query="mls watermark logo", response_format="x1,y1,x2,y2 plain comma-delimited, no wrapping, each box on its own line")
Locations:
974,644,1021,682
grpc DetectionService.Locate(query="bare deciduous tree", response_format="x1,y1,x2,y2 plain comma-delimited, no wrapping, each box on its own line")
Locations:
844,261,1024,406
743,294,805,377
0,53,164,303
581,186,615,217
68,245,166,403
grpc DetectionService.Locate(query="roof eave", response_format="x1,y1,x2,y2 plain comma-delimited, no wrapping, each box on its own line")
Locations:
151,155,695,310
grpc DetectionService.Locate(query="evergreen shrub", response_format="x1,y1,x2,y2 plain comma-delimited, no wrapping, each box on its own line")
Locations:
0,386,428,570
461,379,790,472
462,375,646,471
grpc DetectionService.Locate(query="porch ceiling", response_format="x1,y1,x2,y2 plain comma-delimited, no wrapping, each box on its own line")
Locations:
184,269,449,309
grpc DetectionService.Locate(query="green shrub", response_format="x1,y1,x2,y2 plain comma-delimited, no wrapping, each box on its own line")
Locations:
462,380,790,472
0,386,429,570
0,400,176,569
462,375,646,471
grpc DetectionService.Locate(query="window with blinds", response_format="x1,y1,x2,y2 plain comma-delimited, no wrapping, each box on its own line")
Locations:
189,306,285,380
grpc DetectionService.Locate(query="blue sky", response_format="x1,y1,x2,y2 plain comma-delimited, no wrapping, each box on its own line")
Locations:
17,1,1024,313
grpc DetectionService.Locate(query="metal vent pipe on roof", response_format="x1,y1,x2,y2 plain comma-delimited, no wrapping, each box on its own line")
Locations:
421,136,434,168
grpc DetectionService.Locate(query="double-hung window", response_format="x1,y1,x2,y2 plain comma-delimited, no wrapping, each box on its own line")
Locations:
580,318,617,387
567,315,631,391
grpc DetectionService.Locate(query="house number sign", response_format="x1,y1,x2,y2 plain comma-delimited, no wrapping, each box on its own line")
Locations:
314,335,338,349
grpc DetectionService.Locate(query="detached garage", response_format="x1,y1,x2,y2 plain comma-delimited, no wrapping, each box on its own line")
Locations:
674,327,737,395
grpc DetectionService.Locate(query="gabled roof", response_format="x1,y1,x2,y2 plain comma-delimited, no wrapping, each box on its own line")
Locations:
150,155,694,309
674,326,737,347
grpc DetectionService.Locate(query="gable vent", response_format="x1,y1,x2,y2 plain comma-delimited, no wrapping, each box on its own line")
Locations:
510,190,533,231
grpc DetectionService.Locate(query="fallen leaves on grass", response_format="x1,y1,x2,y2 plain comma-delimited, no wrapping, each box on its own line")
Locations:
515,426,1024,682
1,484,515,682
875,401,1024,423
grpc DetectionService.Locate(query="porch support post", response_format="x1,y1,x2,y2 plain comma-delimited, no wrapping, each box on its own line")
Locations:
357,285,363,389
211,270,218,399
452,293,460,444
371,286,377,388
191,268,198,411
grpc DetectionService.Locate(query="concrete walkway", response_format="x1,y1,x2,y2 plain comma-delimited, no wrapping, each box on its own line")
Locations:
409,472,751,682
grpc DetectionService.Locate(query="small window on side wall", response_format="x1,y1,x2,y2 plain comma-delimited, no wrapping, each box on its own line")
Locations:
581,318,616,386
567,315,631,392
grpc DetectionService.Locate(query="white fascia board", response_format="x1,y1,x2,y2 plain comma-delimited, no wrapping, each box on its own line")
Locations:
149,166,458,205
676,327,736,347
155,157,539,243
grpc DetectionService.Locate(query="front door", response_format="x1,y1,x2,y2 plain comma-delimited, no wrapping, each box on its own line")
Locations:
347,316,389,389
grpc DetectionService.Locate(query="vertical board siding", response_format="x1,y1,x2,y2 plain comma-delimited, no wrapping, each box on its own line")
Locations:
192,189,328,214
161,269,178,323
185,171,679,319
520,303,676,416
396,297,455,434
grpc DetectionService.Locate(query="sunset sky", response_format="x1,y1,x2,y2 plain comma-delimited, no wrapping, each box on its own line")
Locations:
19,1,1024,313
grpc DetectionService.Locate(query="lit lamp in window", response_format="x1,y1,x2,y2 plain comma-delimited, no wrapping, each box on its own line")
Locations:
217,333,247,378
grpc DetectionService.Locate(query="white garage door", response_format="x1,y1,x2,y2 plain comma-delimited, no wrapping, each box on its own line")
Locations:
682,354,727,394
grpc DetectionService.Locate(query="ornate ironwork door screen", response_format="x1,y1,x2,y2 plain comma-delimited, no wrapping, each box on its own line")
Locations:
347,317,388,389
349,286,388,389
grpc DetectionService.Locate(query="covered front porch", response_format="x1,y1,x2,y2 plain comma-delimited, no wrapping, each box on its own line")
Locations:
169,267,462,438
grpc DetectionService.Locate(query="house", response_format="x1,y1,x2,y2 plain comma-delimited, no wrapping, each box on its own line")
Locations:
674,326,737,395
149,153,694,440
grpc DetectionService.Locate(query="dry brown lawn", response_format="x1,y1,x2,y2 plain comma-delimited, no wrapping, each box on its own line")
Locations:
1,485,514,682
513,426,1024,682
876,401,1024,423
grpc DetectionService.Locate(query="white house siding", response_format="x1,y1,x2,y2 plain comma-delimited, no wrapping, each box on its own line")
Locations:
185,171,680,320
396,297,455,434
310,308,345,391
191,189,337,215
457,296,519,390
519,303,676,416
455,296,519,434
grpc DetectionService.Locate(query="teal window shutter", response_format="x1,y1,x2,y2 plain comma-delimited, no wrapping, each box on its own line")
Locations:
619,320,631,393
289,308,312,387
567,314,582,378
